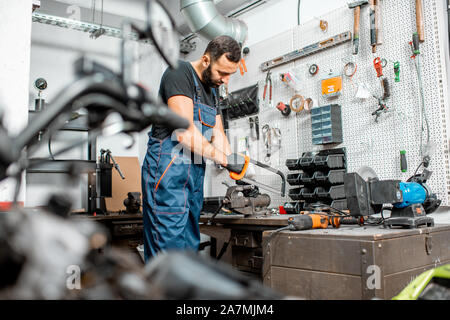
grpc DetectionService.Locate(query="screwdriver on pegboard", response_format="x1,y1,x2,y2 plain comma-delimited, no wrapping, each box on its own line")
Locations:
400,150,408,173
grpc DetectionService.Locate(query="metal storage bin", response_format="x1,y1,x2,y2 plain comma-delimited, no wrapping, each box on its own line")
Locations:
287,173,302,186
331,199,348,211
286,158,301,171
313,154,345,169
288,188,303,201
310,104,343,145
298,153,315,170
299,172,315,184
315,185,346,200
314,170,346,185
283,202,304,214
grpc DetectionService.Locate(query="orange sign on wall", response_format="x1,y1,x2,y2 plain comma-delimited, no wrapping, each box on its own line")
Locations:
321,75,343,98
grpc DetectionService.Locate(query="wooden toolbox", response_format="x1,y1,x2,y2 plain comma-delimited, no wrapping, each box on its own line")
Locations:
262,224,450,300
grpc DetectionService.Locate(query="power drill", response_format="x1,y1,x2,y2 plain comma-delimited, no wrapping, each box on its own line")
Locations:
287,214,341,230
265,213,341,250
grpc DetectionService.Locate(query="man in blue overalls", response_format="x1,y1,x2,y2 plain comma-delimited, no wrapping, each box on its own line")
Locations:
142,36,245,261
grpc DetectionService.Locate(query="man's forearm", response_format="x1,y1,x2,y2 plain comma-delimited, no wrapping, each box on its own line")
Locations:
211,133,231,157
176,126,227,166
211,115,232,156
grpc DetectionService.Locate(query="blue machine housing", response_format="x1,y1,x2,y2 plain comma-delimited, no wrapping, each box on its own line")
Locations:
394,182,427,209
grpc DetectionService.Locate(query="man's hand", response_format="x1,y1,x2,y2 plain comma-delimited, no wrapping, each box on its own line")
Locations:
224,153,246,174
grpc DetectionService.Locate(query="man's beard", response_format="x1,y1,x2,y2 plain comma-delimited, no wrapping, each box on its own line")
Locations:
202,65,222,88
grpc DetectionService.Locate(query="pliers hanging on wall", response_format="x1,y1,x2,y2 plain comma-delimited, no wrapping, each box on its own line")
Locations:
263,70,273,106
239,47,249,76
239,58,247,76
371,57,391,122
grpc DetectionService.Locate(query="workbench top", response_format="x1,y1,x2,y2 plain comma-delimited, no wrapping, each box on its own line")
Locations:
69,213,143,221
265,223,450,241
200,213,450,240
199,213,296,227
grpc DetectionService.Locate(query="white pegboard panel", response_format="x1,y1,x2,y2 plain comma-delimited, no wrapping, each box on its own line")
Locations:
207,0,450,208
228,29,294,92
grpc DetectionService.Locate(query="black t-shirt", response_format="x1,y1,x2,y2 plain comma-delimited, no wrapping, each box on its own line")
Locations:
151,60,217,140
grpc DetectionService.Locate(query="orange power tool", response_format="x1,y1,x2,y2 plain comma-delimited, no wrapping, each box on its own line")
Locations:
288,214,341,230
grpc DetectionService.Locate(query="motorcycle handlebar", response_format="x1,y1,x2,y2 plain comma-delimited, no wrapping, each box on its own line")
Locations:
0,63,189,181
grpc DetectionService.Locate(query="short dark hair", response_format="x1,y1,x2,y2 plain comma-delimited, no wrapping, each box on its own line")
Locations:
204,35,241,63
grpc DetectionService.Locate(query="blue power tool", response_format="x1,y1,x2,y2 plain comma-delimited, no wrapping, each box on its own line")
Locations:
344,166,441,228
393,182,427,209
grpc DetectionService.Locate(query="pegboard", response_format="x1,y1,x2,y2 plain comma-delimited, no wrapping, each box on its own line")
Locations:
206,0,450,208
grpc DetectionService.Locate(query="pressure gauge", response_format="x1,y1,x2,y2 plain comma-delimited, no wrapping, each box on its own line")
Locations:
34,78,47,111
34,78,47,92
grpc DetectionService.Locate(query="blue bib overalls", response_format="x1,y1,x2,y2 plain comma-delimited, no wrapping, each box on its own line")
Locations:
142,71,217,262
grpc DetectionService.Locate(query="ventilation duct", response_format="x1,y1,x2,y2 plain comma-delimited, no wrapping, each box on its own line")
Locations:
180,0,248,45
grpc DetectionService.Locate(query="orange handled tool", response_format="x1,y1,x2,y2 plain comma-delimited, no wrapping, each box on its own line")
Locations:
416,0,425,43
288,214,342,231
239,59,247,76
373,57,383,78
229,155,286,197
288,214,329,230
263,70,273,102
229,154,250,181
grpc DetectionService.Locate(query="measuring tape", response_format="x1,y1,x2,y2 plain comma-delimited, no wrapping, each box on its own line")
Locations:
309,64,319,76
304,98,314,111
289,95,314,113
289,94,305,112
344,62,358,78
319,20,328,33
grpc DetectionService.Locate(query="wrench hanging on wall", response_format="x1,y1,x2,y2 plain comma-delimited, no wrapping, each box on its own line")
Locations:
262,124,281,162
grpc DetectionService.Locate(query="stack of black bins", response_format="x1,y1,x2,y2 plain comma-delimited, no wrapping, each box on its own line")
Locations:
285,148,348,212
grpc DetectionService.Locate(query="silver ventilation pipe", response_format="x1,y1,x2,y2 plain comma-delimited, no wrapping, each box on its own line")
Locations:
180,0,248,45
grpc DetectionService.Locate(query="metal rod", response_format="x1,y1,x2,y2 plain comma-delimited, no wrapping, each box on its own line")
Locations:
249,159,286,197
240,177,283,196
32,12,142,42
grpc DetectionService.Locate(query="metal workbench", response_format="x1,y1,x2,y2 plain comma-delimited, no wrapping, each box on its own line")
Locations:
262,223,450,299
199,213,297,276
200,213,450,299
71,212,144,260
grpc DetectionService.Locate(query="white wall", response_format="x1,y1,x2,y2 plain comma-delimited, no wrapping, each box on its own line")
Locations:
242,0,348,47
27,22,140,208
0,0,32,203
442,0,450,139
185,0,349,61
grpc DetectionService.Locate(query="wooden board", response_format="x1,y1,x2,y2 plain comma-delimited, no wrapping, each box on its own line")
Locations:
105,156,141,212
